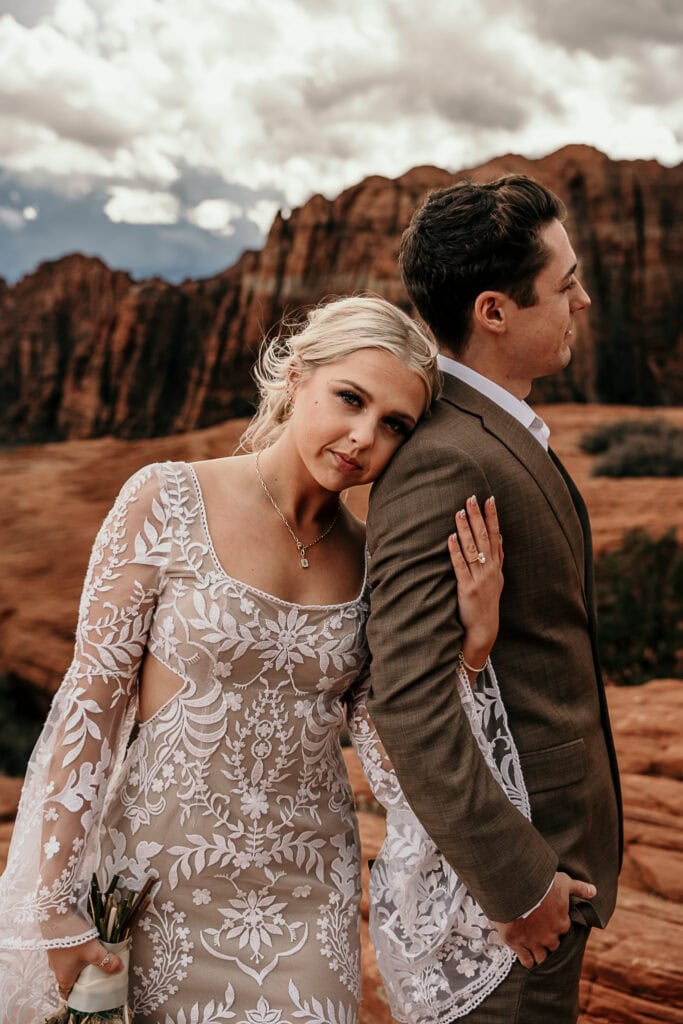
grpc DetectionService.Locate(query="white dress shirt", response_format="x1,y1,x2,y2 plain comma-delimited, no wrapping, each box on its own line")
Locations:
438,355,551,450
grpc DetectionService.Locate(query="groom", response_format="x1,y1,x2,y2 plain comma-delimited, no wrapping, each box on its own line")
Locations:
365,175,622,1021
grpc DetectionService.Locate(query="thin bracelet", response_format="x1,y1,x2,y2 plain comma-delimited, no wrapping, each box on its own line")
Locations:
458,651,487,675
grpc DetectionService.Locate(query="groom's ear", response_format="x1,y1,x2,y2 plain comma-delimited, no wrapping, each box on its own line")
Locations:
473,291,507,335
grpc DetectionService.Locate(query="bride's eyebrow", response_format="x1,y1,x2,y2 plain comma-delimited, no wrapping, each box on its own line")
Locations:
333,378,371,397
333,378,418,427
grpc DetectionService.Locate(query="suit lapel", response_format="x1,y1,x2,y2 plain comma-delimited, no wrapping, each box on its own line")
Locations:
549,448,594,614
440,375,586,598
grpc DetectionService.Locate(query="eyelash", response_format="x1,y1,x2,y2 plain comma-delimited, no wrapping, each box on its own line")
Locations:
337,391,410,437
562,279,577,292
339,390,362,407
386,419,411,437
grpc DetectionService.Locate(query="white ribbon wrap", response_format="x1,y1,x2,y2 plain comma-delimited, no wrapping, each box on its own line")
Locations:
67,939,130,1013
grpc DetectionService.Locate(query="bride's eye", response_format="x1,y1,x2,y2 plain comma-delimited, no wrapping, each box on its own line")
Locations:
384,417,410,437
338,390,362,407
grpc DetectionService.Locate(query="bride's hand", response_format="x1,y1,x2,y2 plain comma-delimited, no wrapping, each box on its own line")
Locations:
447,495,504,670
48,937,124,1003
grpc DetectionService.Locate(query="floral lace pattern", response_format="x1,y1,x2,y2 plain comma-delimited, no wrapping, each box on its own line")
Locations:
348,662,531,1023
0,462,366,1024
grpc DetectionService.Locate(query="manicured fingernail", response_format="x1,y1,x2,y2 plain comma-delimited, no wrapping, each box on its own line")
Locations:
449,533,457,543
489,495,495,506
457,508,466,519
468,494,477,506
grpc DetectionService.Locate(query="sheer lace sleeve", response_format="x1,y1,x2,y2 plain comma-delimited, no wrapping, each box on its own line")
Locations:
348,657,530,821
346,666,405,812
347,660,533,1023
0,463,171,952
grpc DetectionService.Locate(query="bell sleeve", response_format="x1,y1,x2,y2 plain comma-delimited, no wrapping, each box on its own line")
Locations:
346,667,406,813
346,660,528,1020
0,462,171,959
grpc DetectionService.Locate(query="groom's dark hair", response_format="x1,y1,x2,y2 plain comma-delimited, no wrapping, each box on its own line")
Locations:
399,174,566,356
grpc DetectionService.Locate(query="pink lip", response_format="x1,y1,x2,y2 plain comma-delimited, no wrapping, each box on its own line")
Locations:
331,451,362,473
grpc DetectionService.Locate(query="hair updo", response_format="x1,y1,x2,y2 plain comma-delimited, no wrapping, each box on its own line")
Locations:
240,295,441,452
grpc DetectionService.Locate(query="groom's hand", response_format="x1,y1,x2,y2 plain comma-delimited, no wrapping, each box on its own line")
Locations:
492,871,597,969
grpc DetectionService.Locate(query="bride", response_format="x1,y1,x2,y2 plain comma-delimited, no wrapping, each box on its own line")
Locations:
0,295,503,1023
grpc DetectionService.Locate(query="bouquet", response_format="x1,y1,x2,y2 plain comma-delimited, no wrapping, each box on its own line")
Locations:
45,872,157,1024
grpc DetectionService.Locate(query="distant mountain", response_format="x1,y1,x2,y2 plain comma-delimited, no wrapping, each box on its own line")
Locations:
1,145,682,444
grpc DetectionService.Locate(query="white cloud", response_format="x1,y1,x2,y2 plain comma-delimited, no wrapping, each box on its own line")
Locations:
0,204,23,228
22,204,37,219
513,0,683,56
0,0,681,271
51,0,97,39
104,185,179,224
249,199,280,236
186,198,240,235
0,1,55,27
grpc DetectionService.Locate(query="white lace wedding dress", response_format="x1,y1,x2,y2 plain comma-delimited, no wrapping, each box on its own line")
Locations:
0,459,530,1024
0,462,368,1024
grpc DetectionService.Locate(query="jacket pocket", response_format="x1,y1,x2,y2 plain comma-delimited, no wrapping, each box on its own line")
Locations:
521,737,587,794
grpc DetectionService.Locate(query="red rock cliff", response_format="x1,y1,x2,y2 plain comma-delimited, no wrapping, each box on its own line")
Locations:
1,146,682,444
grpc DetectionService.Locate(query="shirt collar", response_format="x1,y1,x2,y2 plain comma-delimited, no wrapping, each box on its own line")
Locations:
438,354,551,450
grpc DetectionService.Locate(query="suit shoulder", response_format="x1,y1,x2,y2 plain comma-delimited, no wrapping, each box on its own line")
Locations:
370,413,492,520
379,399,483,473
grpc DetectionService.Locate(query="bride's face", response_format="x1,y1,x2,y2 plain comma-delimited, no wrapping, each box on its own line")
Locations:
287,347,428,491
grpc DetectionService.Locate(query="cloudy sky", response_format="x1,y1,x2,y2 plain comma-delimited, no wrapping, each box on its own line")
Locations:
1,0,681,283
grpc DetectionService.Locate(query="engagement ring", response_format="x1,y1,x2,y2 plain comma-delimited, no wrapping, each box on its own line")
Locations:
467,552,486,564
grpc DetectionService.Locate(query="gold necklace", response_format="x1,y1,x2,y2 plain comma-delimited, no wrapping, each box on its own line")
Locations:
255,452,341,569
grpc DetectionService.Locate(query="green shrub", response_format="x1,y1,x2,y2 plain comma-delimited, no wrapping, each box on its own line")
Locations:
579,418,683,477
580,418,675,454
595,528,683,685
595,434,683,478
0,674,48,776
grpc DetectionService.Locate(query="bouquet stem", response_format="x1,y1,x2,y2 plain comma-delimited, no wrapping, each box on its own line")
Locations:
45,873,156,1024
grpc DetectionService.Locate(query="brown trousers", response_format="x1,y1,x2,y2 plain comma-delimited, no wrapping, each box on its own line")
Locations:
463,920,590,1023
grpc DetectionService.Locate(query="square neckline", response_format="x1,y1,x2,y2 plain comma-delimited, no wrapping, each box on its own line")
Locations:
184,462,368,611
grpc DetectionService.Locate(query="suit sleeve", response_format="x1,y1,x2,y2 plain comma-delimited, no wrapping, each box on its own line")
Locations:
365,436,558,922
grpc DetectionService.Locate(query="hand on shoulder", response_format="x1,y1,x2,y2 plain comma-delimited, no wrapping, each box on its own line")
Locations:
447,494,504,672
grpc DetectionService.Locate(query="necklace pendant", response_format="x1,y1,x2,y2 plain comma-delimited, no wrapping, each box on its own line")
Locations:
255,453,340,572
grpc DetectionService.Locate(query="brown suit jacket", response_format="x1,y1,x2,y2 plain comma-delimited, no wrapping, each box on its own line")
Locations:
365,374,622,926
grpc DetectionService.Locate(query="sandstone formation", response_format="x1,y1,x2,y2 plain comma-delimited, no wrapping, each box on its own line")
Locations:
2,146,682,445
0,254,249,444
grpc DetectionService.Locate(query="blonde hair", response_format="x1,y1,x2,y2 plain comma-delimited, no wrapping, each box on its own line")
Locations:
241,295,441,452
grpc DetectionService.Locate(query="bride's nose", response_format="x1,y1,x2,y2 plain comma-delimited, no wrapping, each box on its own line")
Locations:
348,417,376,449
